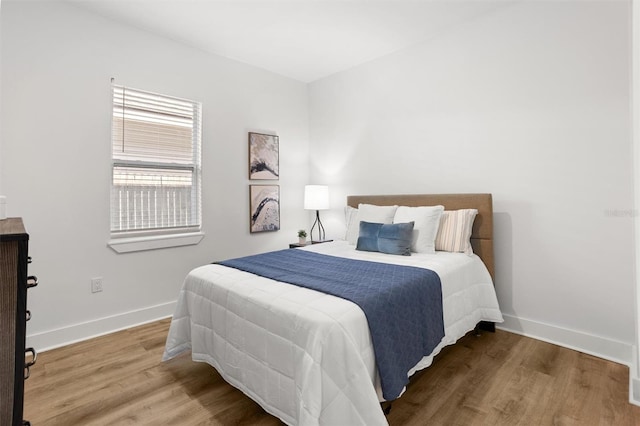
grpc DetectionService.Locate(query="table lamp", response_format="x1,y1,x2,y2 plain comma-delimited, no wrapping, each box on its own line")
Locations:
304,185,329,242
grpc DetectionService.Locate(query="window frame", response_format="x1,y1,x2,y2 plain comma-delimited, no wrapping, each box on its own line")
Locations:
107,84,204,253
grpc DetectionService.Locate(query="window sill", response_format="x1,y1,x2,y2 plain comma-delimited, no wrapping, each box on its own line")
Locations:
108,231,205,253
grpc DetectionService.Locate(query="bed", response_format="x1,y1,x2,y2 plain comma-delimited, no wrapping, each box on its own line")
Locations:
163,193,503,425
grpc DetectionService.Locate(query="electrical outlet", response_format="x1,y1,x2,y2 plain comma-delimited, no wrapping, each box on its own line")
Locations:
91,277,103,293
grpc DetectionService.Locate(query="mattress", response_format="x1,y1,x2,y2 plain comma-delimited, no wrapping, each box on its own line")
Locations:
163,240,503,425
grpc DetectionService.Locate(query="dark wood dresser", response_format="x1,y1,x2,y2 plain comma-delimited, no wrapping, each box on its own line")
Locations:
0,218,36,426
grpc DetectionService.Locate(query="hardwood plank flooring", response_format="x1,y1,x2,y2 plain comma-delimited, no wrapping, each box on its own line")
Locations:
24,319,640,425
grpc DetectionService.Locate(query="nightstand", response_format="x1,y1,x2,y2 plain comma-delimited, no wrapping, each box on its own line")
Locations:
289,240,333,249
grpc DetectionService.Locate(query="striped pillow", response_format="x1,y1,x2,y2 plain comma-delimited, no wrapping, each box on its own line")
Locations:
435,209,478,255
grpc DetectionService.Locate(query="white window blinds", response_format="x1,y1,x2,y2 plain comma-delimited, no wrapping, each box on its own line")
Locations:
110,85,202,235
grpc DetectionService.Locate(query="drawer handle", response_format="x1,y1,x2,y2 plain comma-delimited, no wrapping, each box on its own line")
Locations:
24,347,37,380
27,256,32,264
26,310,31,321
26,276,38,289
25,347,37,368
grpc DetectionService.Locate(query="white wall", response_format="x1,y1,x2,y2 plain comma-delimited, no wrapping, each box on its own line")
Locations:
1,1,310,349
2,0,635,368
632,0,640,405
0,0,3,195
309,1,635,363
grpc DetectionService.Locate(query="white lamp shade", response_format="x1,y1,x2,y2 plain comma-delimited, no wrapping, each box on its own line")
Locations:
304,185,329,210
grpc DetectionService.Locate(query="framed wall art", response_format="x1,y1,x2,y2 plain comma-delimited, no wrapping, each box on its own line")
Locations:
249,132,279,180
250,184,280,233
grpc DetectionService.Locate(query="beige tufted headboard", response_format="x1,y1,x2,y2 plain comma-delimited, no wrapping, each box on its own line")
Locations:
347,193,495,281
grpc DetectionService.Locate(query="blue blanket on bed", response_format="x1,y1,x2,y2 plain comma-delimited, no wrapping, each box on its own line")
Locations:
218,249,444,400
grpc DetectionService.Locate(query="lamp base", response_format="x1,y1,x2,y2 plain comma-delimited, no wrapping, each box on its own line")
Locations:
310,210,325,242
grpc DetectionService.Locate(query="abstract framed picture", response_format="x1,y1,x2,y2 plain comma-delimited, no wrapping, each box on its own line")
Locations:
249,132,279,180
250,185,280,233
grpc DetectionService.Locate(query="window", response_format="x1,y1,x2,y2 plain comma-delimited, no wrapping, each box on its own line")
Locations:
109,85,203,252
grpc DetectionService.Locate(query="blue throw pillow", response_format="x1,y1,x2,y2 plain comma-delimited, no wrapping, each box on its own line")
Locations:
356,221,415,256
356,221,382,252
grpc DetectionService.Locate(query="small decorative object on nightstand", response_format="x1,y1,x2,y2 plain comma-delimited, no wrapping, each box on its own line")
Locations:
297,229,307,245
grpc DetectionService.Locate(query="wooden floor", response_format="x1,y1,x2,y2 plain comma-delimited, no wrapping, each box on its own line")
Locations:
24,319,640,425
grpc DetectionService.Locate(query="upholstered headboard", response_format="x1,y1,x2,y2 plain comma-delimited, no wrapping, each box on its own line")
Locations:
347,193,495,280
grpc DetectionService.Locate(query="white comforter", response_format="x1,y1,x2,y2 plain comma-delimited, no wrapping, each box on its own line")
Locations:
163,241,503,425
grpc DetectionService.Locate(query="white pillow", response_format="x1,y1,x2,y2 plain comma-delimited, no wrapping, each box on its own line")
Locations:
344,206,359,243
435,209,478,255
393,205,444,254
346,204,398,245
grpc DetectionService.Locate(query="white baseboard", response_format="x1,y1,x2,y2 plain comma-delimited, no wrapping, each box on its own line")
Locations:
497,313,634,367
631,376,640,406
26,301,177,352
629,347,640,406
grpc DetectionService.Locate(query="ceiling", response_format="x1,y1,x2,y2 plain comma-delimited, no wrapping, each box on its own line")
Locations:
63,0,513,83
